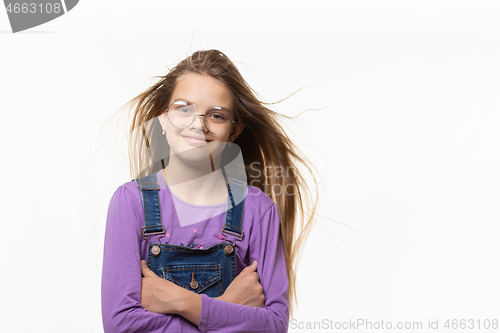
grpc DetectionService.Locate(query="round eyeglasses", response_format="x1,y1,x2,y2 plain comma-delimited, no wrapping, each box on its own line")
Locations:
165,100,235,135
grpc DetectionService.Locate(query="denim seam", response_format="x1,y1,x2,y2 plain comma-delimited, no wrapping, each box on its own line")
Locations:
165,265,222,271
161,266,222,293
156,245,226,253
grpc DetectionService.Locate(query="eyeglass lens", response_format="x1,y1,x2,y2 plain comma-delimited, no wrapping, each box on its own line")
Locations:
167,101,232,134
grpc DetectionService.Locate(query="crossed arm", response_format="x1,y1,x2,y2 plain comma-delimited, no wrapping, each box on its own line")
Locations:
102,185,289,333
140,260,265,325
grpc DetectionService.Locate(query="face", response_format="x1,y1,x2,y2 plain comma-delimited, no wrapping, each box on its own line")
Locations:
159,73,244,165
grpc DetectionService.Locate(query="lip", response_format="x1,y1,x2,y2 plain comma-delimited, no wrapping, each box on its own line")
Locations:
181,135,211,144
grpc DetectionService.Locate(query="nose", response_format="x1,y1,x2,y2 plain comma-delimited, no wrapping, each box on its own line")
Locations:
189,113,208,132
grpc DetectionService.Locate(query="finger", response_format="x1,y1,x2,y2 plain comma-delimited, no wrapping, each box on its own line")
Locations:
239,260,258,277
141,260,157,277
248,260,257,272
248,271,261,283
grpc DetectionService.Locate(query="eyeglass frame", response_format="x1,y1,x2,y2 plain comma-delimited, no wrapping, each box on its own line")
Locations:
164,100,236,135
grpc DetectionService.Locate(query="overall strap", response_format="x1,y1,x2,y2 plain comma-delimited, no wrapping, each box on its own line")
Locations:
134,173,165,238
221,177,246,244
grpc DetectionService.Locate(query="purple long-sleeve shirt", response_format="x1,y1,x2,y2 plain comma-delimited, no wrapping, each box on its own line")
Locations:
101,170,289,332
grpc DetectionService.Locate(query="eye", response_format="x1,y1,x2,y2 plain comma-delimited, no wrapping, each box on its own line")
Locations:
178,107,192,114
169,101,194,116
209,113,226,120
207,107,231,123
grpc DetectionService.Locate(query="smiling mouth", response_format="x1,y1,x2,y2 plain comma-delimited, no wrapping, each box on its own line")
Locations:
182,135,211,144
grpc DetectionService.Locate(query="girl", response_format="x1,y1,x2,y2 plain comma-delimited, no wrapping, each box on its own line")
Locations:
101,50,318,332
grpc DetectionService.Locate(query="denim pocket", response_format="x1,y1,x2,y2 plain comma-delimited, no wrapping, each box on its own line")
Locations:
161,264,223,296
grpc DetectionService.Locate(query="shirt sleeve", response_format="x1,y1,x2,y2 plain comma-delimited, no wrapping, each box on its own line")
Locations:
197,203,290,333
101,185,201,333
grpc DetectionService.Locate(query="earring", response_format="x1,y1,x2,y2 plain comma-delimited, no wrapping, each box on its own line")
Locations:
162,130,165,135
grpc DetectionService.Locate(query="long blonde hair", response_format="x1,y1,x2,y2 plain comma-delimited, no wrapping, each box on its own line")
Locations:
124,50,319,315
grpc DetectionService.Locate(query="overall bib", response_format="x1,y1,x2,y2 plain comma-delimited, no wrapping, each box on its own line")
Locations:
134,172,246,297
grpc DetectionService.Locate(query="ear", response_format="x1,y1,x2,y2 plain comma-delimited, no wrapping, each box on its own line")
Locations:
228,121,245,142
158,113,167,132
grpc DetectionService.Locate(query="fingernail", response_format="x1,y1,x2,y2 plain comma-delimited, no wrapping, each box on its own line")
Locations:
141,260,146,266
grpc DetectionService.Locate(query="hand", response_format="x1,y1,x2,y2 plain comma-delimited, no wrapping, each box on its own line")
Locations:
140,260,185,314
217,261,265,308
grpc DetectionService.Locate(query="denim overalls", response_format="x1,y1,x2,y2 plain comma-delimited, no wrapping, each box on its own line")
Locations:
134,172,246,297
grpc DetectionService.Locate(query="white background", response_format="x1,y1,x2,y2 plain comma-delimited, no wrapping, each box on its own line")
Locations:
1,1,499,332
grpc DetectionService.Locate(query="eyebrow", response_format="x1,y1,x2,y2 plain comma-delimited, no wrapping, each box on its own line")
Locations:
172,98,192,105
171,98,232,112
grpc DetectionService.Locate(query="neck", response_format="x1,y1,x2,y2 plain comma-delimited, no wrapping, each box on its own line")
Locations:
163,157,228,206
